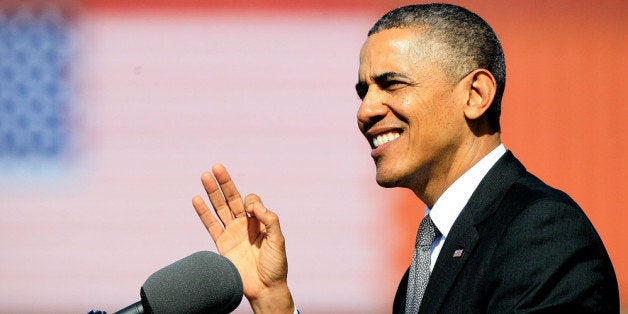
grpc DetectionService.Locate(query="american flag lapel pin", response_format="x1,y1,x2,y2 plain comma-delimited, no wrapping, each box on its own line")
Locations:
453,248,464,258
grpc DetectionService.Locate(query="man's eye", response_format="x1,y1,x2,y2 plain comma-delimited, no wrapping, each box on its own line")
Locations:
357,91,366,100
382,81,406,90
356,85,367,100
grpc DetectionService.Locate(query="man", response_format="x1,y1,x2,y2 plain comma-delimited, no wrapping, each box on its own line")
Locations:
192,3,619,313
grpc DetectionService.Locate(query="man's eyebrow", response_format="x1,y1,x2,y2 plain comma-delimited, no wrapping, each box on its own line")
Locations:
373,72,411,84
356,72,411,88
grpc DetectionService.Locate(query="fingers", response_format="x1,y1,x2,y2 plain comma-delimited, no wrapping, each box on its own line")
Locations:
195,164,282,246
201,171,235,226
199,164,247,227
245,194,285,244
192,195,223,243
244,193,264,215
212,164,247,219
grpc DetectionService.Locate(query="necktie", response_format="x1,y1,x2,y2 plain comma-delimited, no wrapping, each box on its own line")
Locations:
405,214,441,313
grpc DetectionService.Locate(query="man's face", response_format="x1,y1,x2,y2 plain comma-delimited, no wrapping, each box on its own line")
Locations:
356,28,469,189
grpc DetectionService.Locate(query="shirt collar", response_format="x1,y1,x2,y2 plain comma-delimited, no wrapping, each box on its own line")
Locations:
427,144,507,237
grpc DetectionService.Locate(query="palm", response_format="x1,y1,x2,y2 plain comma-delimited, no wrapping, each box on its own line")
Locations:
217,217,271,297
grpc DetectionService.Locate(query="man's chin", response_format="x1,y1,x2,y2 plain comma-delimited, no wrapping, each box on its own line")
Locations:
375,172,402,188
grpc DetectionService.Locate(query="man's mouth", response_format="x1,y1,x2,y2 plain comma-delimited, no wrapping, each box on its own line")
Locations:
372,131,400,148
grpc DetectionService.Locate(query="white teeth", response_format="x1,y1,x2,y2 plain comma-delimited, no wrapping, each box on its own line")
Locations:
372,131,400,148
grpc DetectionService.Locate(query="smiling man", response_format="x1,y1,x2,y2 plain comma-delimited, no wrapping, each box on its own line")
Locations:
356,26,500,203
193,3,619,313
356,4,618,313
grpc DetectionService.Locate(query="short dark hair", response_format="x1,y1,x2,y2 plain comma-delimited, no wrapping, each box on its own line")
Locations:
369,3,505,131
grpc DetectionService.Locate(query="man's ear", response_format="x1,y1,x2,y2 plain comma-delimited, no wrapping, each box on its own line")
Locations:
463,69,496,120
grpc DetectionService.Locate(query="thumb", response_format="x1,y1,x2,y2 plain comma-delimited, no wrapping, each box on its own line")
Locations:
245,194,284,243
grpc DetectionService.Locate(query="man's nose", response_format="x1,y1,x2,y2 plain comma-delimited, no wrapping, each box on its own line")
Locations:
357,87,388,127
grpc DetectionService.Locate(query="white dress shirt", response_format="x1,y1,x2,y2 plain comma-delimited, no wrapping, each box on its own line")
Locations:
427,144,507,270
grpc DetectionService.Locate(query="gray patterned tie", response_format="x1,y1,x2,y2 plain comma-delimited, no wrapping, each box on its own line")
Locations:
405,214,441,313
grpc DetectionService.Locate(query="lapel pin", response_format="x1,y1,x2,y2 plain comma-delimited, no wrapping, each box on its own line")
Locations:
453,249,464,258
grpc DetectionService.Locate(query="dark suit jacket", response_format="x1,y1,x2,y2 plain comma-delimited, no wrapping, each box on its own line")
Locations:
393,151,619,313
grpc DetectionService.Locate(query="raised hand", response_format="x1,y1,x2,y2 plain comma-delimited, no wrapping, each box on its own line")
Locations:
192,164,294,314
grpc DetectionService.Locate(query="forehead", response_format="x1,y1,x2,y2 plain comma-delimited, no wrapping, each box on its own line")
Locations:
359,28,429,78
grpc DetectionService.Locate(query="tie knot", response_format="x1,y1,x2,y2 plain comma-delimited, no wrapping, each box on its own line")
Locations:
417,215,440,247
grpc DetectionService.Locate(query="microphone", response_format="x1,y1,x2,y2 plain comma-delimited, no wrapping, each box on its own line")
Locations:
115,251,243,314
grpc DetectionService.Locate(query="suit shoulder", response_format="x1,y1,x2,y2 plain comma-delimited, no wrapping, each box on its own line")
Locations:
478,170,611,271
502,171,581,214
491,171,604,245
475,173,619,312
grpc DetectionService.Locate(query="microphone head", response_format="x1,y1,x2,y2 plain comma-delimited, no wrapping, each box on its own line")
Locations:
141,251,243,314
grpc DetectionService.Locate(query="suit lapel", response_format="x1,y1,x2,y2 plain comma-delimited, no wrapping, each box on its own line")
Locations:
418,151,526,313
419,208,479,313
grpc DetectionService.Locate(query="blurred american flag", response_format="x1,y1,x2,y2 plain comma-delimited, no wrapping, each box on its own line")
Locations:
0,2,79,174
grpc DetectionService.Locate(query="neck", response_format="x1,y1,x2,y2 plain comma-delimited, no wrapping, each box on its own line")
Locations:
411,133,501,208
